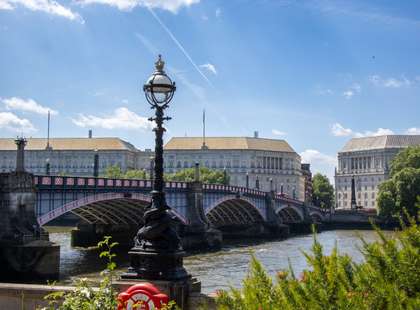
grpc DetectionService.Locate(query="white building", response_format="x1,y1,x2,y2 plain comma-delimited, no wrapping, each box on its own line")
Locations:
0,137,138,176
163,136,305,199
335,135,420,209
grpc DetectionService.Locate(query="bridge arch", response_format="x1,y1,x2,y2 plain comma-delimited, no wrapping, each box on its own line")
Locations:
276,204,304,223
37,192,188,227
205,195,265,228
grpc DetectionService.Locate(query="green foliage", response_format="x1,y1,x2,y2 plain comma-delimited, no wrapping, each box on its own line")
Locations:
102,165,147,180
39,237,119,310
312,173,335,210
124,169,147,179
378,146,420,219
217,220,420,309
103,165,124,178
165,167,229,185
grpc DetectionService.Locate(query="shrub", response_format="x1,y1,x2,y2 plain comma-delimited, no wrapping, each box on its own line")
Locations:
217,220,420,309
39,236,119,310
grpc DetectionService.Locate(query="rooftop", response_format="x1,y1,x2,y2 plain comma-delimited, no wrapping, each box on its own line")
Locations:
340,135,420,152
0,138,138,151
164,137,296,153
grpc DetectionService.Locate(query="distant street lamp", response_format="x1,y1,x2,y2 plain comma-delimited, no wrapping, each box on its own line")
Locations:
123,55,188,281
149,156,154,181
45,158,50,175
93,149,99,177
245,172,249,188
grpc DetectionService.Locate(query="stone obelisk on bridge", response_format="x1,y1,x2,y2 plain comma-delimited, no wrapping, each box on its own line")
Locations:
0,138,59,281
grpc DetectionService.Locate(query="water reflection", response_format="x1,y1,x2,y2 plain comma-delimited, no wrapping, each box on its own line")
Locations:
49,229,394,294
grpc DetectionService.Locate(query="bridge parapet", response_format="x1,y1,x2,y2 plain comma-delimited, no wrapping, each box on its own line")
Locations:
202,183,266,197
33,175,188,191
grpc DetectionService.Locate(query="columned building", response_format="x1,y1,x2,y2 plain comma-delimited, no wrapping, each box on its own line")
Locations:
0,137,138,176
301,163,313,203
335,135,420,210
163,136,305,200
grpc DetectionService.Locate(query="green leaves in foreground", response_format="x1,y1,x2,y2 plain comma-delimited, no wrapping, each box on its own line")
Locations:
217,221,420,310
39,236,119,310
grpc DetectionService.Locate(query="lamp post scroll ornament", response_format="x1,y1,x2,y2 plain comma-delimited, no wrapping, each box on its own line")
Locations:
122,55,188,281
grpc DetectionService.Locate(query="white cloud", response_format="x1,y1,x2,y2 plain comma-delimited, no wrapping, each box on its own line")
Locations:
215,7,221,18
199,63,217,75
77,0,199,13
71,107,153,130
342,83,361,100
317,88,333,95
0,0,83,22
0,112,36,133
300,149,337,182
331,123,353,137
342,90,354,99
369,75,412,88
331,122,394,138
406,127,420,135
0,0,13,9
355,128,394,137
2,97,58,116
272,129,286,136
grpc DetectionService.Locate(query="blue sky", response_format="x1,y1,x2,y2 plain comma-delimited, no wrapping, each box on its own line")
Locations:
1,0,420,180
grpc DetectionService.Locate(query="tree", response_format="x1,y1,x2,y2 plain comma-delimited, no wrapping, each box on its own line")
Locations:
103,166,147,179
103,165,123,178
378,146,420,219
165,167,228,184
312,173,334,210
124,169,147,179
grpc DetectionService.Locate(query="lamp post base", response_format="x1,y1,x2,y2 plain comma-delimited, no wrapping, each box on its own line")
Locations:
121,248,189,281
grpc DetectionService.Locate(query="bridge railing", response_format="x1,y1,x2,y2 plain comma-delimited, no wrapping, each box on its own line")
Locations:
202,183,266,196
33,175,306,205
33,175,188,190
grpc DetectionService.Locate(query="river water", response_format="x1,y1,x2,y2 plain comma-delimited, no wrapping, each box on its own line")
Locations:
48,228,393,294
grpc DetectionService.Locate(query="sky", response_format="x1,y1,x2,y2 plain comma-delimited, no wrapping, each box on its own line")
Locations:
1,0,420,181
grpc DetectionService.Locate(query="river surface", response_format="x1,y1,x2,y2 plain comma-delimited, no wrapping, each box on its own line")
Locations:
47,228,394,294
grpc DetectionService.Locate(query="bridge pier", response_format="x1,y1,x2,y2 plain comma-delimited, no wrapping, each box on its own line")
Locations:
0,139,59,282
182,181,222,250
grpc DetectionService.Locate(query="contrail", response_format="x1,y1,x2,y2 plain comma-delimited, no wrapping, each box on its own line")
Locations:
147,7,214,88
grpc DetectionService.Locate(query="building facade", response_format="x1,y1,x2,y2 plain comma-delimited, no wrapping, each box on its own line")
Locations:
0,138,138,176
301,163,313,203
163,136,305,200
335,135,420,210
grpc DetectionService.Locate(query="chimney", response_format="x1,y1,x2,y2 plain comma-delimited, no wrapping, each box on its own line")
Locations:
254,131,259,138
88,129,93,139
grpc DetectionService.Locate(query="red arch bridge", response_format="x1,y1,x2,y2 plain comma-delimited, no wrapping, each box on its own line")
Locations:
34,175,326,248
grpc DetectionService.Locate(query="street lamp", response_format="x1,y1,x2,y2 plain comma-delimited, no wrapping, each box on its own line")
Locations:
93,149,99,177
123,55,188,281
149,156,154,181
45,158,50,175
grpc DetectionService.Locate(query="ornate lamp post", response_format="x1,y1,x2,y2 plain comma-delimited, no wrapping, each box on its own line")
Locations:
122,55,188,281
45,158,50,175
93,149,99,177
149,156,154,181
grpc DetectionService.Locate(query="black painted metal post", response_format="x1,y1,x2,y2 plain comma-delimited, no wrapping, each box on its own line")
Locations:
122,55,188,282
149,156,154,181
256,177,260,190
351,175,357,209
246,172,249,188
45,159,50,176
93,151,99,177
